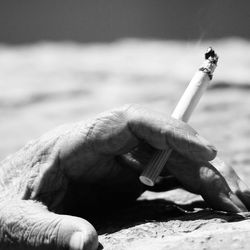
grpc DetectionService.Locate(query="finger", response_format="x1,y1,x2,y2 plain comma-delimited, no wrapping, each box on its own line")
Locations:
118,145,183,192
236,181,250,210
126,104,217,162
209,157,250,210
165,151,247,212
0,199,98,250
193,163,247,212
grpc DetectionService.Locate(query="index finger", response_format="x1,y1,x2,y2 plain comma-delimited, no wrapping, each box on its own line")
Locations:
126,104,217,162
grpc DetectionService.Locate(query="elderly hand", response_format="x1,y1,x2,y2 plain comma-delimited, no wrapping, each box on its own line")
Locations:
0,104,249,250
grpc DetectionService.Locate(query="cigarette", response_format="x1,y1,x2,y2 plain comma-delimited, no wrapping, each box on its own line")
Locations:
139,47,219,186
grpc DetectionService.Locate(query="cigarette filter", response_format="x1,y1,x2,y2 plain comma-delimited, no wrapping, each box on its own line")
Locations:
140,47,219,186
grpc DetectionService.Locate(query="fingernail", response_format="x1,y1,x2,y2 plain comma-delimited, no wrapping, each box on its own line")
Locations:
70,232,84,250
196,134,217,153
229,193,248,212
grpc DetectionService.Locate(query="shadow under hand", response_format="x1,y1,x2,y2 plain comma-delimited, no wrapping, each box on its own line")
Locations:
63,183,247,236
65,194,246,235
96,199,248,235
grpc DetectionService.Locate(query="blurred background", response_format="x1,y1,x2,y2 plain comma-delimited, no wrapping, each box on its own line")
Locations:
1,0,250,185
1,0,250,43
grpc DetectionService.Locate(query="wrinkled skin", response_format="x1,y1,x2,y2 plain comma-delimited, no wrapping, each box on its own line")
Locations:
0,104,250,250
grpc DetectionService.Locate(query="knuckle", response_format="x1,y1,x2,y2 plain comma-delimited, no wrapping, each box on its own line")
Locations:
116,104,140,126
122,103,144,117
122,103,140,111
169,117,197,135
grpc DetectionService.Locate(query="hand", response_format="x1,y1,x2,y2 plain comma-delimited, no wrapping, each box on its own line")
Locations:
156,151,250,213
0,104,249,250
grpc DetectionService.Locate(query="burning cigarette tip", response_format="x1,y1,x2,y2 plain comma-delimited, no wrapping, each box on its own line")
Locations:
199,47,219,80
205,47,219,64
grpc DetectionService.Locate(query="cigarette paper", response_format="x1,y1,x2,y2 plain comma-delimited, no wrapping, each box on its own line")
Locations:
140,48,219,186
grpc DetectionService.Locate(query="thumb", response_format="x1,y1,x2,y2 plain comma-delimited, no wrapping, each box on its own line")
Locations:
0,199,98,250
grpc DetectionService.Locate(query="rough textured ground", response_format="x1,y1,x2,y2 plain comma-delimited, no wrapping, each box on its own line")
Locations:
1,38,250,249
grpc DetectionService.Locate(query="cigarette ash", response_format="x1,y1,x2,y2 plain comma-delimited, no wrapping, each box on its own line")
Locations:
205,47,218,64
